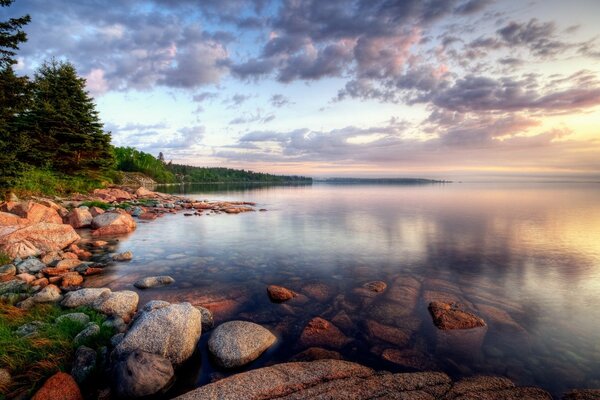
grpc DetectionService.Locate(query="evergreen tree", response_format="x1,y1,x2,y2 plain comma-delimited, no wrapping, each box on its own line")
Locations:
22,59,114,178
0,0,30,69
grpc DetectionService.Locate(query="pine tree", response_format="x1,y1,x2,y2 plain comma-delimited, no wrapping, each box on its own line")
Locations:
22,59,114,178
0,0,30,69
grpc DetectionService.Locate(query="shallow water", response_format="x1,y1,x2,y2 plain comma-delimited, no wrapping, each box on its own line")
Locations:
85,182,600,397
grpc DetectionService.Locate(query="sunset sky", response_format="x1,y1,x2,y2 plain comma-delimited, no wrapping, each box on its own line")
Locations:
6,0,600,180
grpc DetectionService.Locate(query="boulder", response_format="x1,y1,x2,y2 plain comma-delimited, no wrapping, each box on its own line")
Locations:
208,321,276,368
0,223,80,258
16,258,46,274
31,372,82,400
112,250,133,261
291,347,342,362
60,272,84,289
196,306,214,331
67,208,93,229
135,187,157,198
89,207,105,217
0,264,16,282
91,212,136,236
267,285,296,302
32,284,62,303
61,288,111,308
56,313,90,325
112,350,174,398
93,188,132,202
73,323,100,347
71,346,96,384
0,212,28,226
365,320,411,347
11,201,63,224
93,290,139,321
133,275,175,289
115,302,201,365
428,302,486,330
55,259,81,269
298,317,351,350
0,279,27,295
15,272,35,283
363,281,387,293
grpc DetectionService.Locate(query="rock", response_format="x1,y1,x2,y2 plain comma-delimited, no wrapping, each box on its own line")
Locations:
115,302,201,365
16,272,35,283
71,346,96,384
380,348,437,370
298,317,351,350
138,212,157,220
363,281,387,293
0,264,16,282
133,275,175,289
93,188,132,202
111,332,125,347
0,279,27,295
302,282,335,302
291,347,342,362
563,389,600,400
0,211,28,226
196,306,214,331
112,350,174,398
54,259,81,269
11,201,63,224
73,322,100,347
31,372,82,400
428,302,486,330
59,272,83,289
61,288,111,308
89,206,105,217
56,313,90,325
91,212,136,236
16,257,46,274
67,208,93,229
135,187,157,198
93,290,139,322
208,321,277,368
267,285,296,302
32,284,62,303
112,251,133,261
0,223,80,258
103,316,128,333
365,320,411,347
90,240,108,247
16,321,46,337
0,368,11,392
131,206,144,217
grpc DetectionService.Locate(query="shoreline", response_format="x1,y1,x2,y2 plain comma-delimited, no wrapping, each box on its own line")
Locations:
1,189,600,398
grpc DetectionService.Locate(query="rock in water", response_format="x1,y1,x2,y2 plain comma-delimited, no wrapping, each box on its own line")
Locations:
428,301,486,330
112,350,174,398
71,346,96,384
133,275,175,289
298,317,351,349
196,306,214,331
0,223,80,258
31,372,82,400
67,208,93,229
112,251,133,261
267,285,296,302
115,302,201,365
91,212,136,236
208,320,276,368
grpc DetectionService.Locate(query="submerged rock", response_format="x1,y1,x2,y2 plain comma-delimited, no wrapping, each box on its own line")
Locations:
133,275,175,289
112,350,174,399
298,317,351,350
363,281,387,293
208,321,276,368
428,301,486,330
115,302,201,365
112,251,133,261
267,285,296,302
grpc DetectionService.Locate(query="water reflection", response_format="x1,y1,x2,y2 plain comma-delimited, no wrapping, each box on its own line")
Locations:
85,182,600,397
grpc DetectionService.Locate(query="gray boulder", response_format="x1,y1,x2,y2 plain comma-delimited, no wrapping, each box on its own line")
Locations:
133,276,175,289
71,345,96,384
102,316,128,333
32,284,62,303
0,279,26,295
0,264,16,281
208,321,276,368
16,258,45,274
115,302,201,365
93,290,139,322
15,321,46,337
61,288,111,308
74,322,100,347
112,350,174,399
56,313,90,325
196,306,214,331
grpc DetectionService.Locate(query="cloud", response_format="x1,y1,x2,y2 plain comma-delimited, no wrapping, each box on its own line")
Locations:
229,109,275,125
270,94,292,107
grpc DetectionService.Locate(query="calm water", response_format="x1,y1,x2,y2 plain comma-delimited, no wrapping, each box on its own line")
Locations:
85,182,600,398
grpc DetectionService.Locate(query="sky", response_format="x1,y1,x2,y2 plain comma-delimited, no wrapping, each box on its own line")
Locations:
4,0,600,180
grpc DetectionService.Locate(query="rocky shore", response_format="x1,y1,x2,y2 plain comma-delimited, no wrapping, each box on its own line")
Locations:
0,187,598,399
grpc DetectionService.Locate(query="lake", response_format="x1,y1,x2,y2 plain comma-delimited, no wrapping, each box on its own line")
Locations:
84,182,600,398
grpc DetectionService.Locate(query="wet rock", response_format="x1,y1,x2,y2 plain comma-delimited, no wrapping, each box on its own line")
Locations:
93,290,139,322
563,389,600,400
428,302,486,330
475,304,525,332
384,276,421,314
11,201,63,224
71,346,96,384
365,319,411,347
208,321,276,368
133,275,174,289
298,317,351,350
112,350,174,399
112,251,133,261
32,284,62,303
138,212,157,220
61,288,111,308
91,212,136,236
196,306,214,331
0,264,15,282
0,223,80,259
380,348,437,370
16,257,46,274
90,240,108,247
291,347,342,362
115,302,201,365
67,208,93,229
267,285,296,302
73,323,100,347
302,282,335,302
56,313,90,325
31,372,82,400
363,281,387,293
331,311,354,334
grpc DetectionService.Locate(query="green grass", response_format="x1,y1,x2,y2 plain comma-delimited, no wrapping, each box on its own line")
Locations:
11,168,108,197
79,200,112,210
0,252,10,266
0,303,114,397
